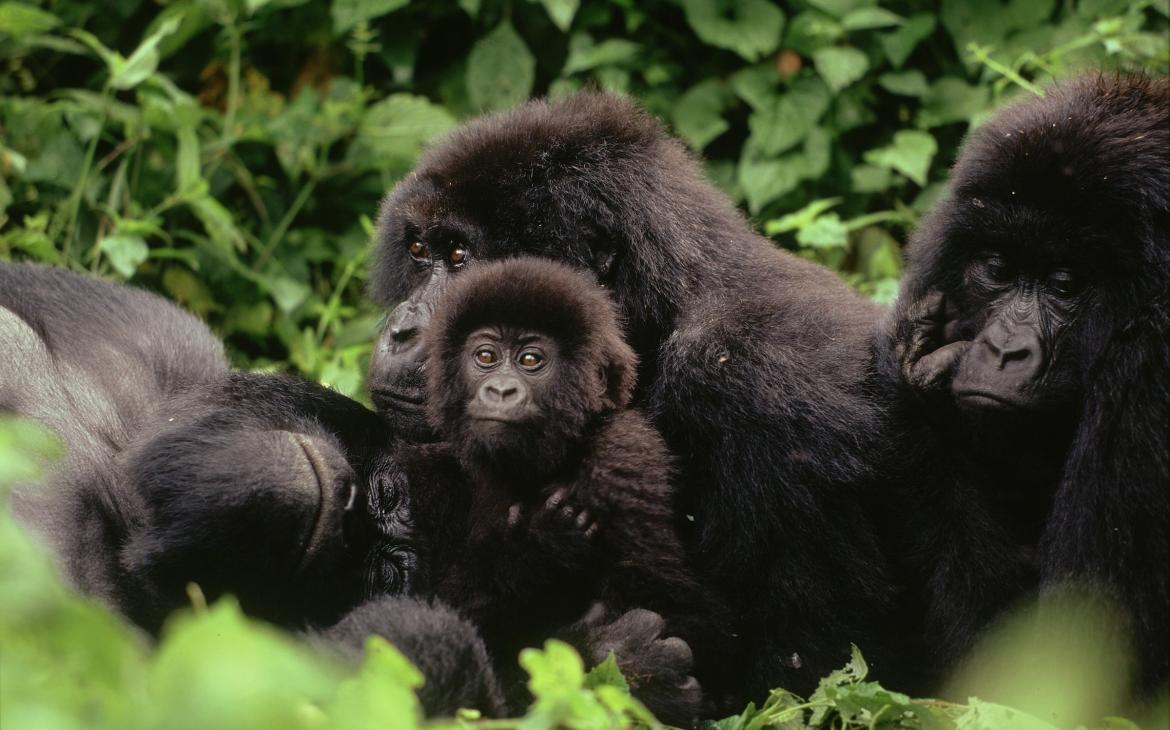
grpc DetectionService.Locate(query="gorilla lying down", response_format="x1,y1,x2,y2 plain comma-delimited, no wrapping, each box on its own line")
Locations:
882,74,1170,695
0,259,704,721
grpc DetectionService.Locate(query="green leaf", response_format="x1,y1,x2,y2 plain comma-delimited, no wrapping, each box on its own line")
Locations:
331,0,409,35
0,2,60,37
0,418,62,487
98,234,149,278
730,63,779,111
738,155,802,214
811,46,868,92
864,130,937,186
563,34,641,74
175,123,201,194
806,0,870,17
348,94,457,176
746,75,831,156
583,652,629,693
841,7,904,31
681,0,784,61
851,164,893,193
328,636,423,730
535,0,579,32
878,70,928,97
764,198,841,235
110,16,181,90
466,20,535,112
673,80,730,151
796,213,849,250
917,77,992,127
878,13,936,68
521,639,586,699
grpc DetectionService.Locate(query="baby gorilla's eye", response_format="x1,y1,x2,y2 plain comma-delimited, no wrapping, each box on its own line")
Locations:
518,351,544,370
449,247,468,266
475,349,497,366
408,240,429,261
983,254,1013,283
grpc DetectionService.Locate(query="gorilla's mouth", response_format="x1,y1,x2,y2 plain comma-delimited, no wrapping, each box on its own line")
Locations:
372,387,426,412
954,389,1028,411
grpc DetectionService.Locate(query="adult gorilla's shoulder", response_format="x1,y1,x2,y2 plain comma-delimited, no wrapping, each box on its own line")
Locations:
367,91,905,698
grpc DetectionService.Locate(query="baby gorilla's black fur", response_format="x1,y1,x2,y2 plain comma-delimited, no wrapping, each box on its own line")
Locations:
880,74,1170,696
403,259,728,723
0,261,503,716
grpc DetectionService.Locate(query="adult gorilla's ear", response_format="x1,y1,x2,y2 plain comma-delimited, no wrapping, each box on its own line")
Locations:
598,333,637,410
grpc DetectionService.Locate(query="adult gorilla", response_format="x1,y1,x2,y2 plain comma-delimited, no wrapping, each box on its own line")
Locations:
882,74,1170,694
368,93,903,697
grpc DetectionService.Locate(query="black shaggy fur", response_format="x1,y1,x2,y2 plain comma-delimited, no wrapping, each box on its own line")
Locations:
367,92,905,696
879,74,1170,695
0,262,504,716
405,259,727,723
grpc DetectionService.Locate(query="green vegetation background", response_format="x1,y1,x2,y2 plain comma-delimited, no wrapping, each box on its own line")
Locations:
2,1,1169,728
2,0,1166,397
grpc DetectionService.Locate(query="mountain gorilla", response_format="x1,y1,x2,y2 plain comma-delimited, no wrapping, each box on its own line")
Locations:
404,258,729,724
881,74,1170,693
0,261,504,714
368,92,905,696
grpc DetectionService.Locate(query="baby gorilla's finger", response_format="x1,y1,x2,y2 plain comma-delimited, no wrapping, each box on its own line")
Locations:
584,522,600,539
506,503,524,529
543,488,567,511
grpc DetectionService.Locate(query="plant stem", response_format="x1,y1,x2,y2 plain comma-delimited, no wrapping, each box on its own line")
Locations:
255,175,318,269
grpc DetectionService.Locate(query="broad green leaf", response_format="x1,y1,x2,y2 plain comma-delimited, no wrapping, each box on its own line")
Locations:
811,46,868,92
348,94,456,176
328,636,423,730
738,155,801,214
730,63,779,111
175,123,201,194
806,0,872,17
851,164,893,193
681,0,784,61
878,70,928,97
0,418,62,487
111,16,181,90
98,234,149,278
266,276,311,314
466,20,535,112
878,13,936,68
841,6,904,31
785,10,845,56
535,0,578,32
563,34,641,74
917,77,992,127
673,80,730,151
583,652,629,693
0,2,60,37
331,0,409,35
521,639,586,699
864,130,937,186
187,191,247,255
764,198,840,235
796,213,849,250
746,76,831,156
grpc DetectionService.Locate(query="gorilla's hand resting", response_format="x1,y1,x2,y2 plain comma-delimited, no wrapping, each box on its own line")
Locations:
571,604,702,725
896,290,971,393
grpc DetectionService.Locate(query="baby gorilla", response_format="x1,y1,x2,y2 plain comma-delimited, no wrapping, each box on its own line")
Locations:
406,258,724,724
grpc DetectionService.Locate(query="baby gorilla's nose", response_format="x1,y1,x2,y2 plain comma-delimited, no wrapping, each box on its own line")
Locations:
481,376,525,404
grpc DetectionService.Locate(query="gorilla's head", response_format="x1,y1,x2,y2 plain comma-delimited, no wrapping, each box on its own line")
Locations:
899,74,1169,416
365,92,747,440
422,257,635,482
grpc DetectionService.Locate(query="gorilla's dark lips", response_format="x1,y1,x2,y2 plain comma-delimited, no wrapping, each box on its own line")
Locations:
373,387,427,411
954,389,1026,410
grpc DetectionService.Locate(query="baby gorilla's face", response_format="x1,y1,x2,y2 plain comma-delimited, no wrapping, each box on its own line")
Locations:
463,326,559,428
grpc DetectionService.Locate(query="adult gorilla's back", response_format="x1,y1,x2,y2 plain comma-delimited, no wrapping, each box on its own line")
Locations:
368,93,900,695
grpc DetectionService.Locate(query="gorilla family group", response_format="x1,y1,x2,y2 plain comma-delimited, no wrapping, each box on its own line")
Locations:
2,73,1167,724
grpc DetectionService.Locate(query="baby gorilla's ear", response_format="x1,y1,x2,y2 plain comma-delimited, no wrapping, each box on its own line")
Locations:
598,330,638,410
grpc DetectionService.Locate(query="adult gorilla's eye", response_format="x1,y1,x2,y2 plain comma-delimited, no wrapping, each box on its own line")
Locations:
518,351,544,370
1048,269,1080,296
475,348,497,366
449,247,468,266
408,240,429,261
984,254,1013,282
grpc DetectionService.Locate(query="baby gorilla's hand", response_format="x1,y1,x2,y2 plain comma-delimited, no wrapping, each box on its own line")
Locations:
507,487,599,570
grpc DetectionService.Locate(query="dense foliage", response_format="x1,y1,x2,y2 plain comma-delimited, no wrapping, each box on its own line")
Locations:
1,0,1166,395
3,417,1158,730
1,2,1168,727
